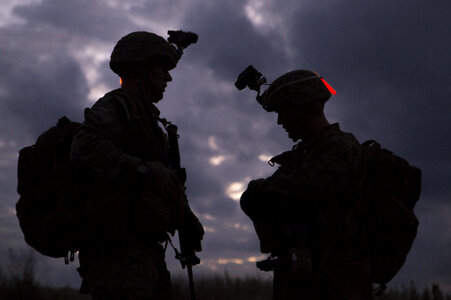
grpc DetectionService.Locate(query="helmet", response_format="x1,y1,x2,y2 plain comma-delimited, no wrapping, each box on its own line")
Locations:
109,31,180,76
261,70,331,112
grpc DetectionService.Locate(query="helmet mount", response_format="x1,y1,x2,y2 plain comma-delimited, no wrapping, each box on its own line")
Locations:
235,66,336,112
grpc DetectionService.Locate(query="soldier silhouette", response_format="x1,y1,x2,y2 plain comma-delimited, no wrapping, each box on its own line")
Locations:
71,31,204,300
240,70,374,300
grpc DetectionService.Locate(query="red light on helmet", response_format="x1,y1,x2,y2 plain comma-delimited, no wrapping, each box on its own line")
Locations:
321,78,336,95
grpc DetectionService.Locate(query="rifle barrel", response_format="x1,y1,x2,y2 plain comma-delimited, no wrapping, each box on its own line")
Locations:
188,264,196,300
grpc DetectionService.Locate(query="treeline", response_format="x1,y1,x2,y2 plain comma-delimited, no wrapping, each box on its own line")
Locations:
0,250,449,300
174,276,451,300
379,282,451,300
1,271,450,300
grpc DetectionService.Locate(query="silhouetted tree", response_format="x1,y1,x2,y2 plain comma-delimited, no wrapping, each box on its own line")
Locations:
422,286,432,300
431,284,444,300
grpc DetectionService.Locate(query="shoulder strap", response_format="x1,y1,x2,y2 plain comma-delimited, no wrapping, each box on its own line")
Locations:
362,139,379,147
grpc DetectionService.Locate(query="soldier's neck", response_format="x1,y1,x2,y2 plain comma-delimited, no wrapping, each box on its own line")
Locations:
121,78,141,98
121,78,156,103
300,113,330,142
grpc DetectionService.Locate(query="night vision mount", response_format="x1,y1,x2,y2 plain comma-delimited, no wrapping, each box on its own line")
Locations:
167,30,198,58
235,65,337,108
234,65,268,105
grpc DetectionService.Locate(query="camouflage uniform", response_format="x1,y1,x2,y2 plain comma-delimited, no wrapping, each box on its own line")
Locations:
241,123,374,300
71,88,184,299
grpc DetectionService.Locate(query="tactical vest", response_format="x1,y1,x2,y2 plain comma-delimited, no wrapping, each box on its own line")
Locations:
80,90,174,245
112,90,170,166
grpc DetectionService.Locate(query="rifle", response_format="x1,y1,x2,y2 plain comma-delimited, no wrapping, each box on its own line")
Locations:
165,122,202,300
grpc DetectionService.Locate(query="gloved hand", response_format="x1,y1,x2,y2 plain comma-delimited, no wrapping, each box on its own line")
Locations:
132,161,186,240
141,161,184,202
178,207,204,266
184,207,205,250
240,178,267,218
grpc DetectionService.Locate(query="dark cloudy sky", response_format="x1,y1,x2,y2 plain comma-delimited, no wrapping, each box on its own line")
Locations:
1,0,450,292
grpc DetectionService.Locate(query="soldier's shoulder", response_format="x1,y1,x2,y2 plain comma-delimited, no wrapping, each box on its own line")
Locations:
91,89,131,114
328,124,360,149
92,89,128,109
314,125,361,162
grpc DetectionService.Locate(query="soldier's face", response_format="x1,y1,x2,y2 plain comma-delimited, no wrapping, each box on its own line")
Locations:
142,61,172,102
277,106,313,141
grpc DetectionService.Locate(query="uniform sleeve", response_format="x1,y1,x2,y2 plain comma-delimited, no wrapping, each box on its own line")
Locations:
70,97,141,180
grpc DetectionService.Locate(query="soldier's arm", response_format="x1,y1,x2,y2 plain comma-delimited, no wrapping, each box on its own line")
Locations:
259,139,362,210
70,97,141,180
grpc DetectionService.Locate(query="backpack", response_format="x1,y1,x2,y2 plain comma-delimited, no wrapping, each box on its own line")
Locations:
16,116,84,264
361,140,421,287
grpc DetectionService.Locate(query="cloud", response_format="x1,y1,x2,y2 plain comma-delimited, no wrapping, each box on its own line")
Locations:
0,0,450,293
12,0,133,41
0,26,90,136
179,1,290,81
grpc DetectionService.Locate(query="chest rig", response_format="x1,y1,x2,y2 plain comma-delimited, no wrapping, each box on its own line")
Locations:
116,92,170,167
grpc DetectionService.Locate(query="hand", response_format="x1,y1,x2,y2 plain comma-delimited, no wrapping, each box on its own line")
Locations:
185,208,205,244
179,208,204,261
240,178,270,219
143,161,184,198
133,161,186,238
247,178,266,189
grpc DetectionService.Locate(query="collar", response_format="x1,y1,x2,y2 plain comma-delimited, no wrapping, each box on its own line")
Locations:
293,123,340,151
120,88,161,116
